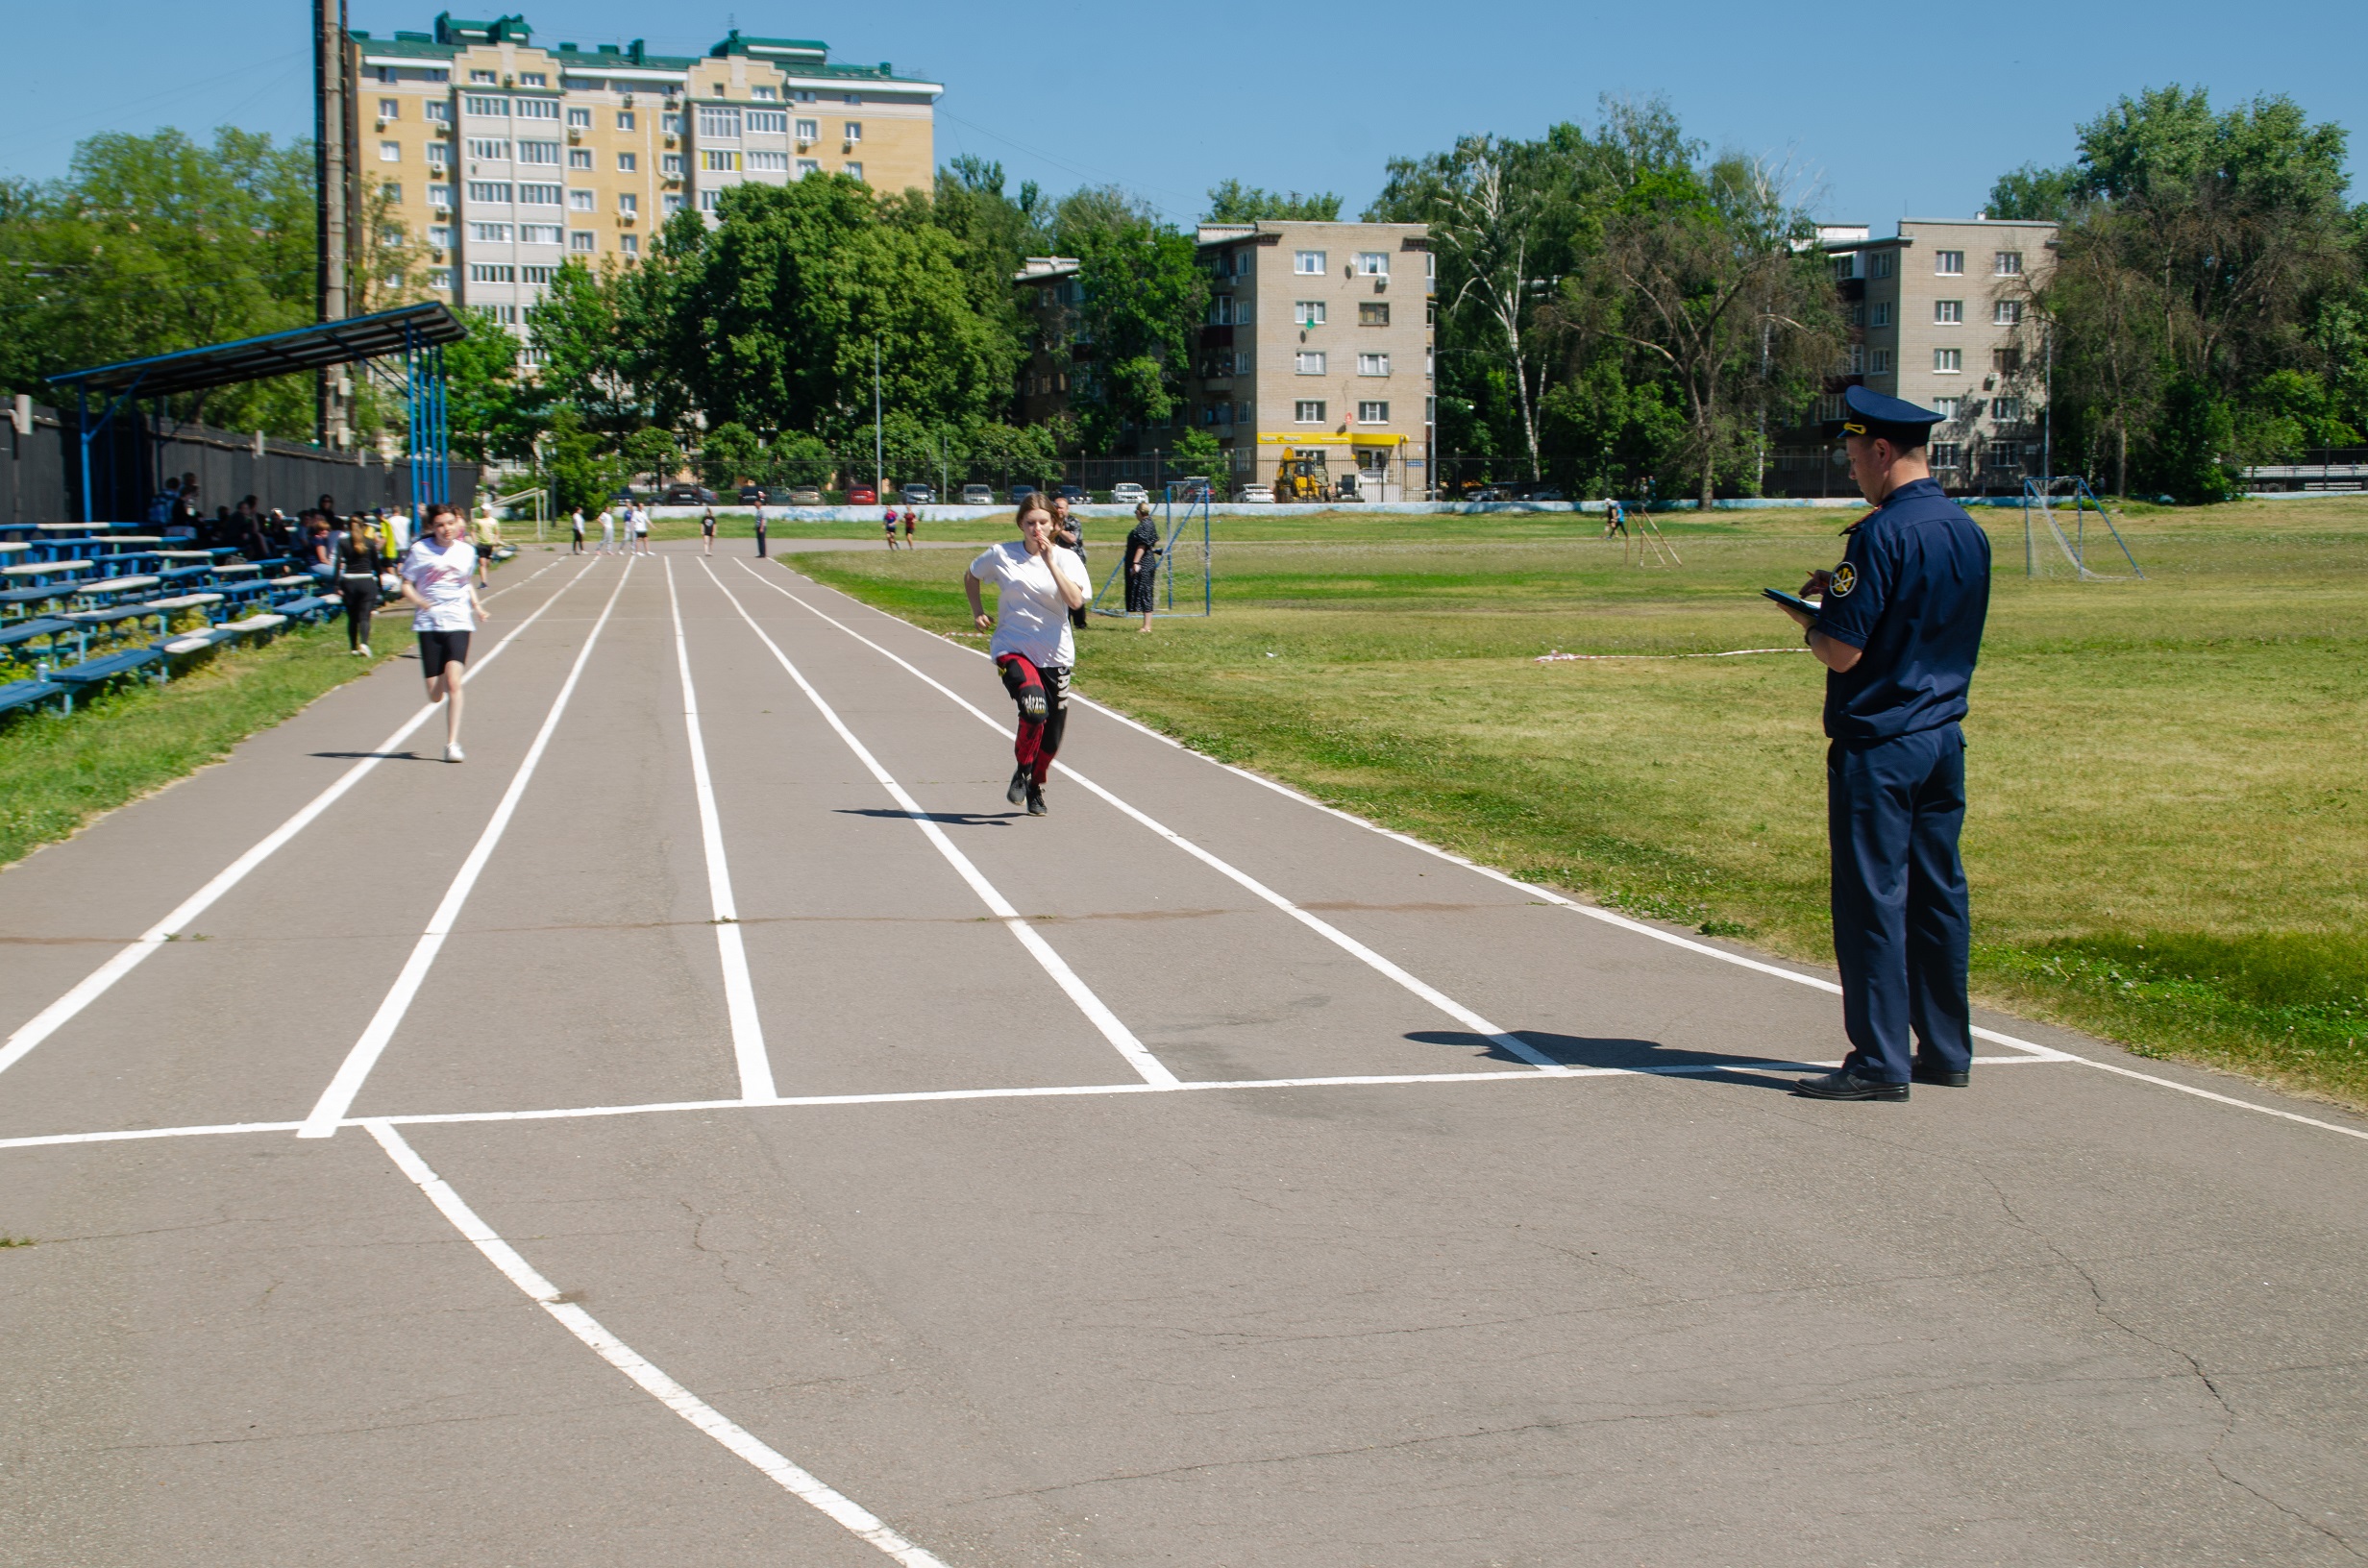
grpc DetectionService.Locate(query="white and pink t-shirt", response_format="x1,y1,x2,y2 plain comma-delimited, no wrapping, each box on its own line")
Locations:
402,538,480,631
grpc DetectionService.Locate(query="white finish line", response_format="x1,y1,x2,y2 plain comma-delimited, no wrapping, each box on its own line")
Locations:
0,556,596,1083
365,1120,951,1568
298,559,637,1137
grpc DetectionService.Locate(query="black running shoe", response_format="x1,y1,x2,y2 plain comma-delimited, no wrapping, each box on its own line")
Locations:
1791,1068,1909,1102
1006,765,1030,805
1025,778,1048,816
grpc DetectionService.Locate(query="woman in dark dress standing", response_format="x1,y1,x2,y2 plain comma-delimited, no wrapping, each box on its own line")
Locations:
1123,502,1161,631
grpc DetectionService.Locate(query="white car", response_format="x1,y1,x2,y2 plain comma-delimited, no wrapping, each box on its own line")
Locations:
1236,483,1277,503
1110,482,1149,505
959,483,995,505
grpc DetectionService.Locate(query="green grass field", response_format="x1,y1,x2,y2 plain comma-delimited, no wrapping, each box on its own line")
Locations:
792,498,2368,1110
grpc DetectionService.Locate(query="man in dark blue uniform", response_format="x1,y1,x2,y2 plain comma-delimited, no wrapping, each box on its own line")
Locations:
1772,384,1991,1101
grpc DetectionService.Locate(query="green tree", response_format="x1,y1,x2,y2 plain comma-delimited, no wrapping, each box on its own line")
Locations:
443,306,536,463
1203,181,1343,222
698,420,764,489
621,426,680,488
540,405,622,512
1068,217,1207,449
527,258,642,434
762,430,836,488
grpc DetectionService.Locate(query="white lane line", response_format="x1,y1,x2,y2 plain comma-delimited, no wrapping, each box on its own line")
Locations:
296,561,638,1137
697,561,1179,1090
734,562,1563,1071
664,559,777,1102
761,566,2368,1149
0,1053,2078,1151
364,1120,951,1568
0,557,603,1083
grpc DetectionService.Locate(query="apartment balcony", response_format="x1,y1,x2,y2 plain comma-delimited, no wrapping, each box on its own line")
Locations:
1200,325,1235,348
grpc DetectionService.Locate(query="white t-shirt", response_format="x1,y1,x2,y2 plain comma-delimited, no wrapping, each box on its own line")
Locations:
403,538,480,631
970,540,1088,669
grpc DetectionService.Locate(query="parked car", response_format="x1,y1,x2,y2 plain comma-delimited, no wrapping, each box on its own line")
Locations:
736,484,765,504
1235,483,1276,503
900,484,935,505
660,483,718,505
780,486,823,505
1175,476,1214,501
1110,482,1149,505
959,483,995,505
1526,485,1567,502
848,486,878,504
1056,483,1088,502
1009,484,1037,504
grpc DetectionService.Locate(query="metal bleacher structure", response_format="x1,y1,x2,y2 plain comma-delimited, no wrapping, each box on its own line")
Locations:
0,305,467,721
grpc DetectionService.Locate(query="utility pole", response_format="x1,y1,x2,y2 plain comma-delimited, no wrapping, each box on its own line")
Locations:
873,339,883,497
314,0,351,448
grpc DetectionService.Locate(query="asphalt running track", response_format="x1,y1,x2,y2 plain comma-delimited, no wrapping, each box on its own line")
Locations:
4,543,2364,1568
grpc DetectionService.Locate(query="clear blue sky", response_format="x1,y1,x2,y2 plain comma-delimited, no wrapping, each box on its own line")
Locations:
7,0,2359,225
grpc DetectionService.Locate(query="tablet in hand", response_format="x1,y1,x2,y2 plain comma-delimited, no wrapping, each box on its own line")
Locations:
1762,587,1821,617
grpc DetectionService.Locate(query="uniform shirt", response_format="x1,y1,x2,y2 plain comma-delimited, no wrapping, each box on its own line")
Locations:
970,539,1088,669
1812,477,1990,745
403,538,480,631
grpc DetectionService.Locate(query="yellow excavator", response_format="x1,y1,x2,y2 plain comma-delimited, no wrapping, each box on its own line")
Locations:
1273,447,1332,502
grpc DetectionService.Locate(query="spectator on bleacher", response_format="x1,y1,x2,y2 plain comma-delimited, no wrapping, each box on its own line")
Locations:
147,478,180,527
172,475,203,535
399,504,488,764
333,516,388,658
304,513,336,582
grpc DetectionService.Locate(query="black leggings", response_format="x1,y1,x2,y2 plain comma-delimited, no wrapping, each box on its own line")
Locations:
997,654,1069,782
341,580,376,649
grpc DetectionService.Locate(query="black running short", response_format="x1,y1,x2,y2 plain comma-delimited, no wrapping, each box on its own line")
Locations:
417,628,472,677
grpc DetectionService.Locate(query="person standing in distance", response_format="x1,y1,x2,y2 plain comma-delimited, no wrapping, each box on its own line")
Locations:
965,502,1089,817
400,504,490,764
596,502,616,555
1122,502,1161,631
753,500,769,558
700,502,717,556
1772,384,1990,1101
1048,493,1089,630
570,507,586,555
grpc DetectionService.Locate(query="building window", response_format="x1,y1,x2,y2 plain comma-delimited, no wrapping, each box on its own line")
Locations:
379,140,401,162
746,110,787,134
844,93,861,106
844,121,862,141
1295,250,1325,275
1846,344,1865,374
1359,302,1390,327
519,72,546,86
464,95,507,116
844,161,862,182
1994,299,2023,325
568,148,593,168
1831,255,1858,283
517,140,559,164
521,223,563,245
702,149,739,170
620,233,639,255
1355,252,1388,276
428,184,453,208
425,142,449,167
663,193,685,212
1931,442,1961,469
570,232,596,252
616,152,637,171
1935,249,1964,276
379,98,400,119
488,306,518,324
1357,401,1389,423
1871,251,1893,279
1426,347,1434,378
567,107,591,128
796,159,819,177
1988,441,2025,468
617,193,637,214
568,188,595,210
469,263,516,282
700,189,722,211
468,223,513,243
796,118,818,140
698,107,741,139
1932,396,1961,419
378,185,403,207
427,267,453,289
662,153,684,174
1993,396,2024,423
1935,299,1962,325
752,86,777,101
1870,349,1892,373
1294,300,1325,326
466,182,512,203
1356,353,1391,377
517,184,561,205
1295,352,1327,375
1869,301,1890,328
429,224,453,249
617,110,636,131
662,113,681,134
1294,400,1326,423
470,70,497,85
425,101,450,122
515,98,558,121
1935,348,1963,373
466,138,509,160
1995,251,2023,276
743,150,787,171
1993,347,2023,374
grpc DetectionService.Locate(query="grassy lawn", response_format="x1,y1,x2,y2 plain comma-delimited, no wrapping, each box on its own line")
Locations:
792,497,2368,1111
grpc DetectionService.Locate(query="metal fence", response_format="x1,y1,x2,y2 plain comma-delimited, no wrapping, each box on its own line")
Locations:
1,400,479,527
2243,447,2368,493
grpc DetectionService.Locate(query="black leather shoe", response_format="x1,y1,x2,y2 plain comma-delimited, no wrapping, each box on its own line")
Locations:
1912,1063,1970,1088
1792,1068,1909,1101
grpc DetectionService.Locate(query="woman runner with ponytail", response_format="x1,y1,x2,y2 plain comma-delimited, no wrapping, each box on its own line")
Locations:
965,501,1089,816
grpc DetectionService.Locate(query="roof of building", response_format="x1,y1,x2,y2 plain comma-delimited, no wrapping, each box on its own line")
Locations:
47,304,467,401
352,16,932,84
1014,257,1082,282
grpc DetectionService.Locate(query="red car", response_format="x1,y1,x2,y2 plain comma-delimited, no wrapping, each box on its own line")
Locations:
847,486,877,504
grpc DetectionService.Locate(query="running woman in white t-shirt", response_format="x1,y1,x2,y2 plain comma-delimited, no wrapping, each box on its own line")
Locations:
965,502,1089,816
399,505,488,763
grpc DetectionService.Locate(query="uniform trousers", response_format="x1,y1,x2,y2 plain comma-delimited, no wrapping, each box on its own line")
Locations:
1827,722,1973,1084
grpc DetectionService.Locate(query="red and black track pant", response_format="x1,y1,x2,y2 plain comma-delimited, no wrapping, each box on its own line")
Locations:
996,653,1070,784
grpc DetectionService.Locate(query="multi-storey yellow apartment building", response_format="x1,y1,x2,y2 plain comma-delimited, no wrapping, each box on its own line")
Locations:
346,12,941,335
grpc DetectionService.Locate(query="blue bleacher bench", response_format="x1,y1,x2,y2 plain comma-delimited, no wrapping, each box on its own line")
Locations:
0,678,69,718
0,617,86,660
49,643,167,708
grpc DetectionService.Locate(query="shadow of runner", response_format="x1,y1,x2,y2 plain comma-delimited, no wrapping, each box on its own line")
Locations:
834,806,1023,827
1406,1029,1819,1090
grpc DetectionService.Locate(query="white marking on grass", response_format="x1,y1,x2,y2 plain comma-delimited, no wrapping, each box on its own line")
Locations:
0,558,603,1082
734,561,1563,1071
364,1120,951,1567
699,560,1177,1089
296,560,636,1137
664,559,777,1101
